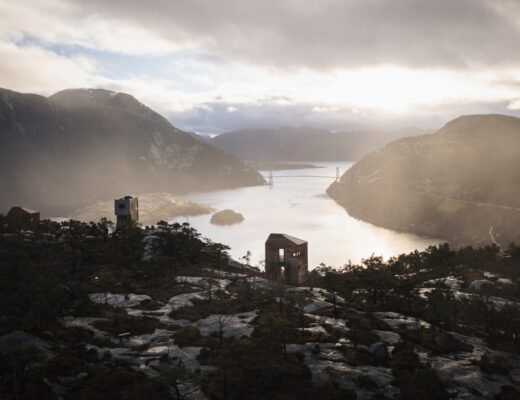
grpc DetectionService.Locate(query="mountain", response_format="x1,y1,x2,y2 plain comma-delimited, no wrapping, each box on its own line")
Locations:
327,114,520,247
0,88,264,216
210,126,427,161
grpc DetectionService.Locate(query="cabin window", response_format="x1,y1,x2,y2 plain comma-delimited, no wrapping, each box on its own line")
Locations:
118,204,126,210
279,248,285,262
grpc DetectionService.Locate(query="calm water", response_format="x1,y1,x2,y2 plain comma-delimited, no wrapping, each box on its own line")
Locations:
176,162,439,269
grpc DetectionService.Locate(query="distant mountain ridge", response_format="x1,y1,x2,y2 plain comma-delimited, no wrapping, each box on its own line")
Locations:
210,126,428,161
0,88,264,216
327,114,520,247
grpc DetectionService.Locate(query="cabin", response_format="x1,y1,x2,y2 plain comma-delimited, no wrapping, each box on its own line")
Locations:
7,207,40,231
265,233,308,285
114,195,139,229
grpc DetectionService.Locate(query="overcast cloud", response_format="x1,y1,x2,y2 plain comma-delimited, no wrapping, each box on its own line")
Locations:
1,0,520,133
66,0,520,69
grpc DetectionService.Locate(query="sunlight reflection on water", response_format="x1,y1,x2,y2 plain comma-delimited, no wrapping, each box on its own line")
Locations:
175,162,440,269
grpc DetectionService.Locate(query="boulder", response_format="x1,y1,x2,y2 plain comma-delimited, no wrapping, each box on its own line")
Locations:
369,342,389,360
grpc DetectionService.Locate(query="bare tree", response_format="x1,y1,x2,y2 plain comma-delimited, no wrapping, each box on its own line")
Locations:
215,314,230,348
164,362,197,400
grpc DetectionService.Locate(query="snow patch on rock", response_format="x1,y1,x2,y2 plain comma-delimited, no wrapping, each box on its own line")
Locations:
89,293,152,308
193,310,258,338
374,311,431,330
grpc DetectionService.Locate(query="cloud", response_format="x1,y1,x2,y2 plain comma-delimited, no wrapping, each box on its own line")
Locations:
1,38,518,135
0,1,179,55
313,106,338,113
1,0,520,134
0,41,97,93
508,99,520,110
25,0,520,69
168,98,520,135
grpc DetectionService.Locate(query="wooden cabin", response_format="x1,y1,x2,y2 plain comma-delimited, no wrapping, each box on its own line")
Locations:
265,233,308,285
7,207,40,231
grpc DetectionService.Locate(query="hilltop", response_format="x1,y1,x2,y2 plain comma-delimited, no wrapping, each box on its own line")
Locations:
327,114,520,247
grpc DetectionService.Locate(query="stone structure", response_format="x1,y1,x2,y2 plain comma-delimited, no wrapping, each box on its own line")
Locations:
114,195,139,229
265,233,308,285
7,206,40,231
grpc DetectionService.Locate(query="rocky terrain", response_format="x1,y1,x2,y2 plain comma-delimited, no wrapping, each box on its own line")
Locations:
1,217,519,400
328,114,520,247
0,88,264,216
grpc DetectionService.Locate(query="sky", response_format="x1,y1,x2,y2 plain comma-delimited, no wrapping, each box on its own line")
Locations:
1,0,520,134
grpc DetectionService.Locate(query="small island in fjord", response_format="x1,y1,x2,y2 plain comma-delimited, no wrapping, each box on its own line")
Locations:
210,209,245,225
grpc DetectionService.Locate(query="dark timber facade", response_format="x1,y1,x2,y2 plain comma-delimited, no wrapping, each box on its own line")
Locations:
265,233,308,285
7,207,40,231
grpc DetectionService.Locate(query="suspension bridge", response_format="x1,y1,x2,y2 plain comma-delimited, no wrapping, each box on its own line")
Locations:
262,166,341,186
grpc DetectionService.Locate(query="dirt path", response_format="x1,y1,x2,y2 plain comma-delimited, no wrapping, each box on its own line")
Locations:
417,191,520,212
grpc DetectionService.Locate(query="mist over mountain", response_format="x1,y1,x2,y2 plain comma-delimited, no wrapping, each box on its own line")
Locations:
210,126,428,162
327,114,520,247
0,88,264,216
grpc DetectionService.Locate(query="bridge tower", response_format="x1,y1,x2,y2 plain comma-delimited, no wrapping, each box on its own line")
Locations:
268,170,273,186
336,166,340,181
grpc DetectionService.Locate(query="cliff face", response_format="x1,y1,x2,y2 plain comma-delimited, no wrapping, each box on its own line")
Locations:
327,114,520,247
0,88,264,215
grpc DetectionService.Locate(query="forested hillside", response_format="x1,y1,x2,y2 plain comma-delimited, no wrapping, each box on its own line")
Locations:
1,216,519,399
328,114,520,247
